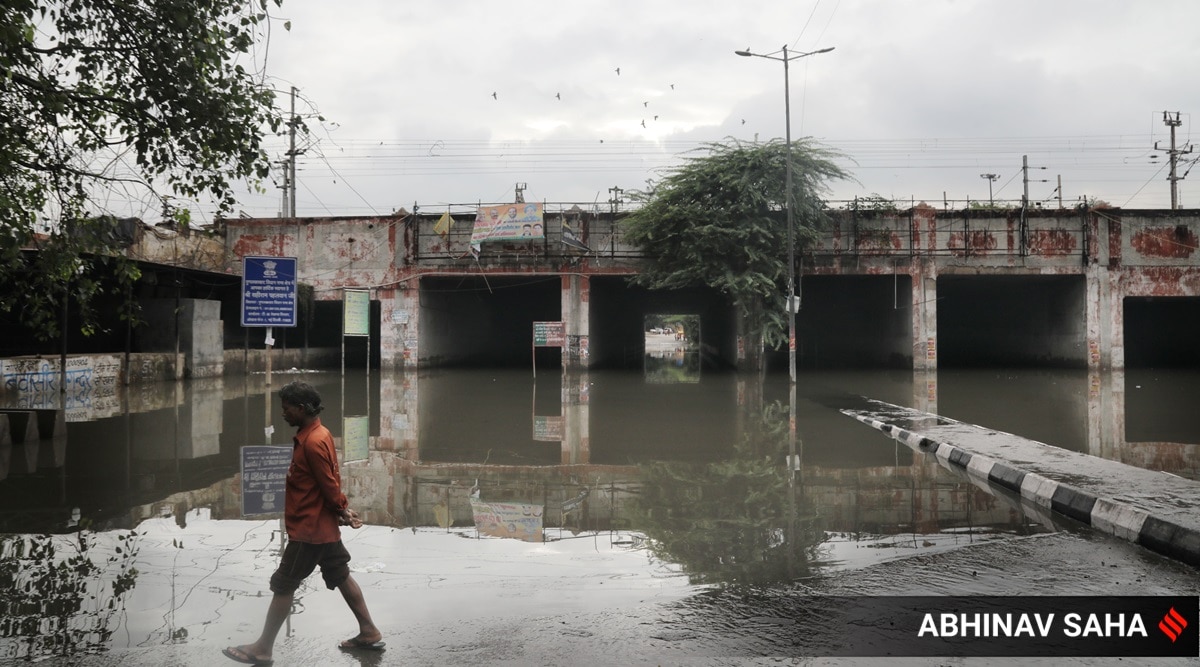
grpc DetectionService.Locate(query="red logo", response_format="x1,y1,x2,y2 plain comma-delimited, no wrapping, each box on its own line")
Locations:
1159,607,1188,642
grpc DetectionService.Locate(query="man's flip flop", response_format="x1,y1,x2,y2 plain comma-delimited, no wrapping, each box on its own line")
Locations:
222,645,274,666
338,637,386,651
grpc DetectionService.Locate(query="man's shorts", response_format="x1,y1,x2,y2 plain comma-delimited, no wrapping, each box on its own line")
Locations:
269,540,352,595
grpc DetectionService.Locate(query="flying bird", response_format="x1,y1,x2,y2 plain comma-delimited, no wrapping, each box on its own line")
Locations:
640,119,645,128
555,92,561,100
491,91,497,100
670,83,675,90
614,67,620,75
741,119,746,125
643,101,648,107
653,115,658,121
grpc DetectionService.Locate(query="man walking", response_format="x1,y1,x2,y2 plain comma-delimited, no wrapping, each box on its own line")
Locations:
224,381,383,665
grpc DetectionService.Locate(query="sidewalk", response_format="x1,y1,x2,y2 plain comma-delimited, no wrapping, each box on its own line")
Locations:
843,399,1200,569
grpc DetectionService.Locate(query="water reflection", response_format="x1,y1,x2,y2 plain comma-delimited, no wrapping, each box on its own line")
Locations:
0,530,140,660
0,367,1198,657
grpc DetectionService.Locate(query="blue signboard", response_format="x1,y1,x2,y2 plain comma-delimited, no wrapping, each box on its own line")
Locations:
241,445,292,516
241,256,297,327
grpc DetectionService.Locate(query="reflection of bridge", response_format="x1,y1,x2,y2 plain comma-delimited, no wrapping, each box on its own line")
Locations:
6,367,1195,542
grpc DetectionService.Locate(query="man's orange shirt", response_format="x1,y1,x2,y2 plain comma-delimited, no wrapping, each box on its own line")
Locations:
285,417,348,544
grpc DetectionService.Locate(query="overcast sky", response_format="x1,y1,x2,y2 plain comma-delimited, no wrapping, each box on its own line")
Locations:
211,0,1200,221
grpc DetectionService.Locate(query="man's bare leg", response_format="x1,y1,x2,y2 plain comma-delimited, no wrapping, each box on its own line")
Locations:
225,592,291,663
337,575,382,645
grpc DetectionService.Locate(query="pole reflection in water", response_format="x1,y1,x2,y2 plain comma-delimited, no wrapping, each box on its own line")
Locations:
0,367,1197,659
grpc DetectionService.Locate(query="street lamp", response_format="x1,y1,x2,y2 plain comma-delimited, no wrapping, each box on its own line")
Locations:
980,173,999,207
735,45,834,383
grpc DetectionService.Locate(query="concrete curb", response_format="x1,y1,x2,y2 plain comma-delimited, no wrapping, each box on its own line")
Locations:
844,411,1200,569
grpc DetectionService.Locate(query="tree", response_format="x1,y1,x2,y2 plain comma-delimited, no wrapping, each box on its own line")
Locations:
631,399,825,586
622,138,850,352
1,0,289,340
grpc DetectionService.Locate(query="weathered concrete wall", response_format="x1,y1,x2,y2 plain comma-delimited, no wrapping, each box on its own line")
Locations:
186,299,223,378
130,226,228,273
218,207,1200,370
222,347,340,375
0,353,177,420
225,216,402,297
136,298,223,378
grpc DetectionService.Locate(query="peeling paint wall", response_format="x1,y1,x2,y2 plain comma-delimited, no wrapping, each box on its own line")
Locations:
218,208,1200,370
130,226,228,272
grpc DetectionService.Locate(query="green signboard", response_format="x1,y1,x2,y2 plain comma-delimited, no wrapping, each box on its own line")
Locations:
343,289,369,337
343,415,369,463
533,321,565,347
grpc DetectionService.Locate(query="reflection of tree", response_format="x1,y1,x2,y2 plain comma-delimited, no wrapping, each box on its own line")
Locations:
0,528,140,660
632,400,825,585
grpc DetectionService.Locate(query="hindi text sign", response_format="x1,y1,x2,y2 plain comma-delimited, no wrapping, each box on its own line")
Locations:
241,256,297,327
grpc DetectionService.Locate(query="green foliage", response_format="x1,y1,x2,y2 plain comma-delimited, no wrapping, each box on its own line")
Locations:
1,0,288,340
0,529,141,659
967,200,1010,212
853,193,900,213
622,139,850,348
630,400,825,586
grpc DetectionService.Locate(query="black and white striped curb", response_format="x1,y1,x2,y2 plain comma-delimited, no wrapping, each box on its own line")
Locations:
844,410,1200,569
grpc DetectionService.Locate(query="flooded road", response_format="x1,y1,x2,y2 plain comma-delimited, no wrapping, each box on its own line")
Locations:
1,365,1198,663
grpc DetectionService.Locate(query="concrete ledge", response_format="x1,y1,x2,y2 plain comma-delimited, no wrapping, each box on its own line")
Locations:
844,402,1200,570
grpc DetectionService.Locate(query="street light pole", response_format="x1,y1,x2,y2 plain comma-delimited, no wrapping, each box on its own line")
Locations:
980,173,999,207
735,45,833,383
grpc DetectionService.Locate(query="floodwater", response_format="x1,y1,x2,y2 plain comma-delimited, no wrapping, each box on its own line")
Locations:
1,356,1199,664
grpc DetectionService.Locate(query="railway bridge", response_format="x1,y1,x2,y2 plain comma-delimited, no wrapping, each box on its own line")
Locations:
223,202,1200,372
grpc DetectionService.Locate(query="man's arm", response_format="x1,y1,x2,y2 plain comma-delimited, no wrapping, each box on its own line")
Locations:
304,436,356,526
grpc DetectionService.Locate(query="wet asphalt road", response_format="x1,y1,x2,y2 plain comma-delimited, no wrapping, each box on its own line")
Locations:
56,518,1200,666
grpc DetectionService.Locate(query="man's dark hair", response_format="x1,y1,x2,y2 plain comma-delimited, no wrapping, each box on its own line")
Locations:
279,380,324,415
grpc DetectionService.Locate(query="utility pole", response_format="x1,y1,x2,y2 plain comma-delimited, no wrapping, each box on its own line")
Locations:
607,185,623,213
1020,156,1046,256
1155,111,1193,209
278,159,289,217
288,86,298,218
979,173,999,206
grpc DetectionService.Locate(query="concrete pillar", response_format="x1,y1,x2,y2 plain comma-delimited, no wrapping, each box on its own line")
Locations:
378,371,418,460
1110,275,1126,370
912,369,938,416
1089,212,1115,370
562,275,591,370
136,298,222,379
1085,370,1121,460
391,284,420,370
1085,265,1121,370
912,261,938,370
378,287,411,371
561,371,590,465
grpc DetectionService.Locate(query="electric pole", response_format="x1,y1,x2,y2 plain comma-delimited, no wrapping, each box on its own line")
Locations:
288,86,298,218
1155,111,1193,209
